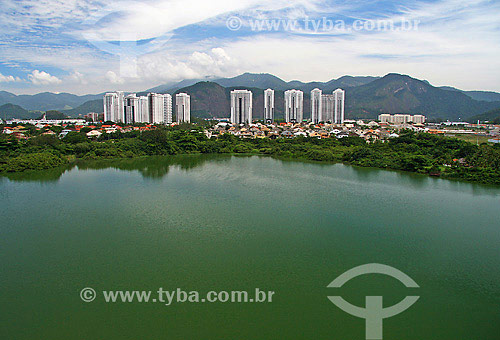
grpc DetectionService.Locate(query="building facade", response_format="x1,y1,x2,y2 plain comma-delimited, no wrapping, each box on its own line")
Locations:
284,89,303,123
412,115,426,124
231,90,253,124
175,93,190,124
164,94,173,124
148,93,166,124
124,94,139,124
138,96,149,123
379,114,426,124
333,89,345,124
311,88,322,124
264,89,274,124
104,92,122,122
321,94,335,123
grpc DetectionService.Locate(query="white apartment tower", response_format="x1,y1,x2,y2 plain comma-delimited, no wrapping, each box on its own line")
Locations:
176,93,191,124
264,89,274,124
104,92,117,122
148,93,167,124
124,94,139,124
333,89,345,124
104,92,125,122
164,94,173,124
284,90,303,123
311,88,322,123
231,90,253,124
321,94,335,123
138,96,149,123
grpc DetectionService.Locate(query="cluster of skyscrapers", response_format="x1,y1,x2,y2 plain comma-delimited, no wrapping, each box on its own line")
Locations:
310,89,345,124
104,92,191,124
230,88,345,125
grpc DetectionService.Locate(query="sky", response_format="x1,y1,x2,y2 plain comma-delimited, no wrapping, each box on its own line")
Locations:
0,0,499,95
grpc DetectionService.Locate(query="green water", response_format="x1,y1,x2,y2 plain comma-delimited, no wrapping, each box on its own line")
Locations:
1,155,499,339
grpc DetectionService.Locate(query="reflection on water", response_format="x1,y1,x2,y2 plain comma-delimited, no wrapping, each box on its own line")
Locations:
1,164,75,183
75,154,233,180
0,154,233,183
1,154,500,197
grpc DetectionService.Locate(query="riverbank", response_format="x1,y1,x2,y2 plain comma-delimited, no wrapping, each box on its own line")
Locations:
1,128,499,185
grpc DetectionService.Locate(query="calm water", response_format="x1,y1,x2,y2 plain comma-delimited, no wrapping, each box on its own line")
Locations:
1,155,499,339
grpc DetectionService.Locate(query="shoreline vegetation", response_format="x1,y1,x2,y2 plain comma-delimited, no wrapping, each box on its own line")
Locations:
1,125,499,185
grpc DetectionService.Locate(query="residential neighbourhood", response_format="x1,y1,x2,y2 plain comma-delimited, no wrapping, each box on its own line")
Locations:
2,116,499,144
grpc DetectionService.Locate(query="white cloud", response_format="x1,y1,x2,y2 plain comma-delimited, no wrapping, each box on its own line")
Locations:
70,71,88,84
28,70,62,85
133,47,239,85
105,71,125,84
75,0,328,41
0,73,21,83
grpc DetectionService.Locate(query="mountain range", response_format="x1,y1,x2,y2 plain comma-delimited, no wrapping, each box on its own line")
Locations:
1,73,500,121
0,91,102,112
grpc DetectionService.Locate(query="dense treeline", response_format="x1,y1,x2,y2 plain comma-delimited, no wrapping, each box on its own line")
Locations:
1,125,499,185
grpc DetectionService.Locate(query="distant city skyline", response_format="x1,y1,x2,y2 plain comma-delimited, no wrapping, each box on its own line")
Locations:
1,0,499,95
105,86,345,124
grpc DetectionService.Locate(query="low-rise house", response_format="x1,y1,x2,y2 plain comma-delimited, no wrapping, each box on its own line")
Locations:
87,130,102,138
59,129,74,138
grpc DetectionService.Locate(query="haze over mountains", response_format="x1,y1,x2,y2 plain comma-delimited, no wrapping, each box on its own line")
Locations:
1,73,500,121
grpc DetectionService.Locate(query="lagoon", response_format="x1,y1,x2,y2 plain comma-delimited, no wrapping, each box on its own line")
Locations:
1,155,499,339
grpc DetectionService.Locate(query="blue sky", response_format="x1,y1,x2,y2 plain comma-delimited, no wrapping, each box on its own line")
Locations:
0,0,499,94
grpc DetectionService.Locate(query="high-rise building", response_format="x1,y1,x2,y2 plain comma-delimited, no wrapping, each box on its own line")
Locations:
176,93,190,124
321,94,335,123
138,96,149,123
103,91,124,123
333,89,345,124
104,92,118,122
124,94,139,124
264,89,274,124
148,93,167,124
164,94,173,124
231,90,253,124
284,90,303,123
311,88,322,123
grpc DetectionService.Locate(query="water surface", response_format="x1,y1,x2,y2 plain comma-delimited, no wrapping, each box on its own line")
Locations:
1,155,499,339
